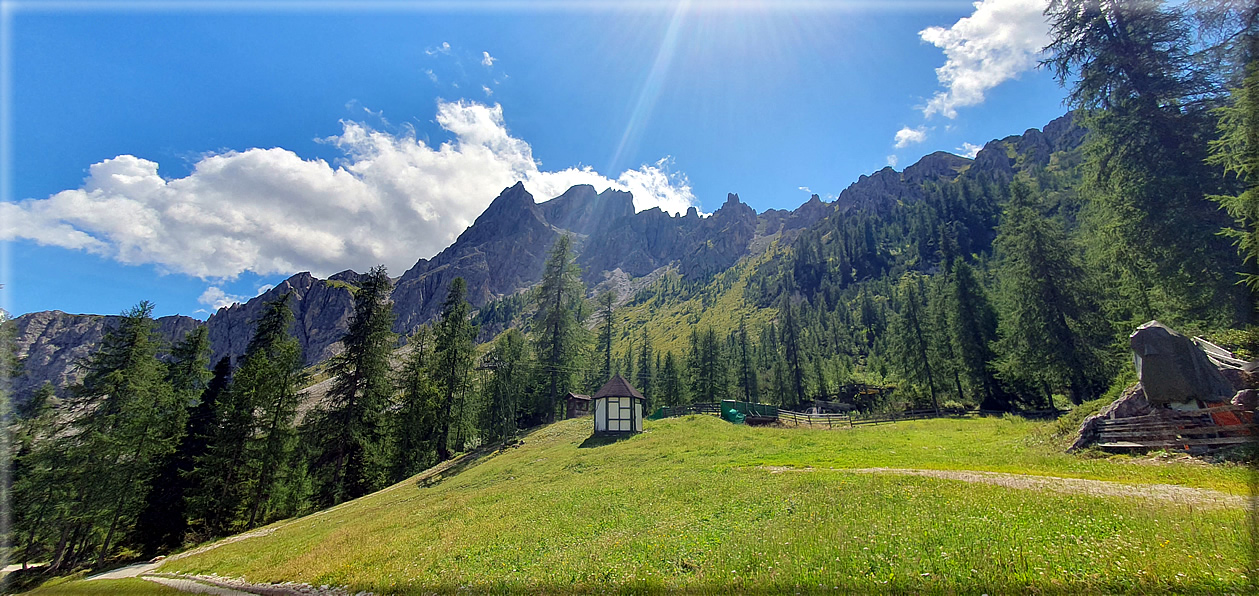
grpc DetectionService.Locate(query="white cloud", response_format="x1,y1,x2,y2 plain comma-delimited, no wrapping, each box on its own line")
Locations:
481,51,496,67
894,126,928,148
426,41,452,56
886,155,899,168
424,69,438,83
254,284,274,296
198,286,247,311
919,0,1050,119
798,186,812,193
957,142,983,158
482,85,493,97
2,100,696,280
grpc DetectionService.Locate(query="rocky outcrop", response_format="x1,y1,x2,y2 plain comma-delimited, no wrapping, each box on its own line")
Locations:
969,113,1084,180
204,271,359,368
538,185,635,236
833,152,971,214
8,311,201,402
390,182,560,332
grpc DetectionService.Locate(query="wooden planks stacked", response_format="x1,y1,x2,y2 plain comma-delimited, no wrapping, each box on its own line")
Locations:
1095,405,1253,451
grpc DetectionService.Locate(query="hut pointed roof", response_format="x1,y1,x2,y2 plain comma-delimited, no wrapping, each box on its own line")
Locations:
593,374,645,399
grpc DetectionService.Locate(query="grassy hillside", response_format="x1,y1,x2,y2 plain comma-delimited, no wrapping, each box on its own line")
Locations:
153,416,1251,594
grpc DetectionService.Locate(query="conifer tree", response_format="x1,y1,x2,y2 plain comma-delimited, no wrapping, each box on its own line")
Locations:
735,319,758,402
635,329,653,406
133,328,215,556
192,293,301,535
480,329,528,444
432,277,477,460
392,325,437,481
659,351,685,407
594,291,615,385
778,297,808,409
889,274,940,413
1045,0,1243,325
946,262,1007,411
67,301,183,567
992,181,1112,404
311,266,396,506
532,236,586,422
1209,32,1259,293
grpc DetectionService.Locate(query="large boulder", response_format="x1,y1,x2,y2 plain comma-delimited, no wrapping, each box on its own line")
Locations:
1069,384,1151,451
1129,321,1235,405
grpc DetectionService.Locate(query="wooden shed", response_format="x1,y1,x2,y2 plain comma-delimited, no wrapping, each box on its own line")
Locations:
592,375,646,435
565,392,592,419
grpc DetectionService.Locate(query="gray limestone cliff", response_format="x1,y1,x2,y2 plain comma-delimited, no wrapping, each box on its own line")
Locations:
8,311,201,401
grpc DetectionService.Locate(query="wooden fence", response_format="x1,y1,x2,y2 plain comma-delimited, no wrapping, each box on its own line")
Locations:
654,402,1067,429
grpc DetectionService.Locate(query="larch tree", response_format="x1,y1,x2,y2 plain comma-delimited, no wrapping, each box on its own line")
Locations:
133,327,214,556
992,180,1113,405
531,235,586,423
391,325,437,481
432,277,476,461
312,266,397,506
889,274,940,414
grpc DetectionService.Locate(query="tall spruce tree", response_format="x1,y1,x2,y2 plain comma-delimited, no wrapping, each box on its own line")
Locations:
532,236,586,423
635,329,653,406
594,291,615,386
192,293,301,535
992,181,1113,405
311,266,397,506
778,297,808,409
1044,0,1243,326
659,351,685,407
734,320,759,403
1209,32,1259,293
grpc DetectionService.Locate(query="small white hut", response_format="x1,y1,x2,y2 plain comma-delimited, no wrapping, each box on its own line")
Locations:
592,375,646,435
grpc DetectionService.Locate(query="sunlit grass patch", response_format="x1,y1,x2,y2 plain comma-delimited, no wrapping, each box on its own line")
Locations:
160,416,1252,593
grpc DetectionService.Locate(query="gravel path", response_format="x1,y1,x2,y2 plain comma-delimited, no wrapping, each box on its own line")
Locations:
759,466,1249,508
144,576,256,595
86,561,162,580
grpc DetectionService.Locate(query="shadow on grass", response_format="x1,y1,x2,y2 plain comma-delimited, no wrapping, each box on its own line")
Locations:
578,434,634,449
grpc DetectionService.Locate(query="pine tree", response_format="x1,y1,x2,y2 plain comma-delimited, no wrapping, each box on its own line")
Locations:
1209,32,1259,293
659,351,685,407
311,266,397,506
432,277,476,460
735,319,758,402
192,293,301,535
532,236,586,423
1045,0,1244,325
635,329,653,407
778,297,808,409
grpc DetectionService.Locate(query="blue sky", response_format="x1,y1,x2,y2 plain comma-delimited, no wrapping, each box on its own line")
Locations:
2,0,1068,320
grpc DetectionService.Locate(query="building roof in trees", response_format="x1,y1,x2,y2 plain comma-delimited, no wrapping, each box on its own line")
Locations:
593,375,645,400
566,392,591,401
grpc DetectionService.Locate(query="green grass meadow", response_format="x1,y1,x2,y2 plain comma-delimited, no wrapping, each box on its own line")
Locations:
146,415,1255,594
